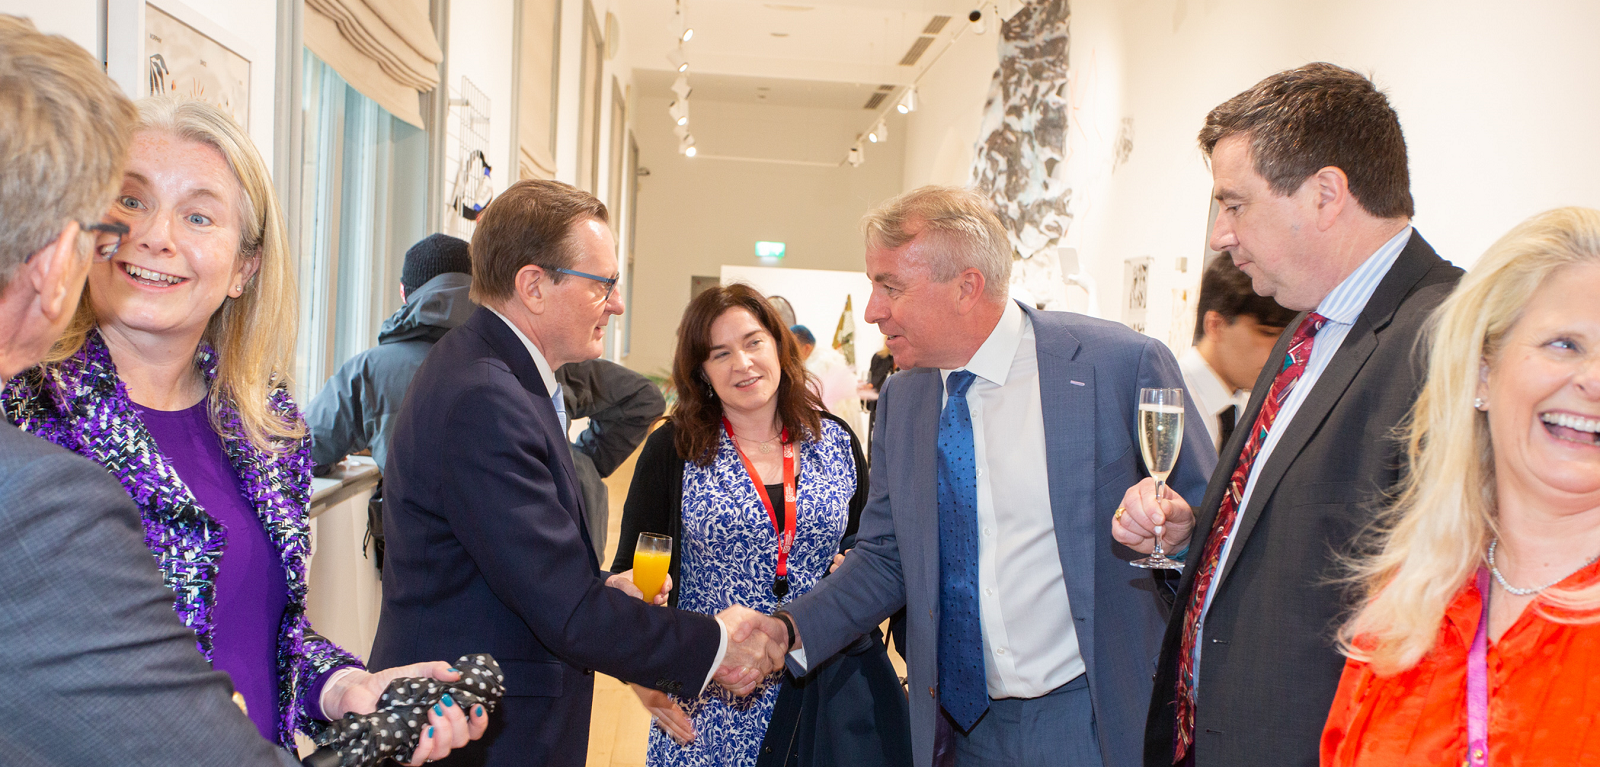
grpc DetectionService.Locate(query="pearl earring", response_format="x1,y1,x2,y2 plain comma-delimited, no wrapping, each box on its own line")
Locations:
1473,397,1485,410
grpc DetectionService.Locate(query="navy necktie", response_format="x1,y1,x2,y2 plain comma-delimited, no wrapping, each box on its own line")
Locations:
937,369,987,731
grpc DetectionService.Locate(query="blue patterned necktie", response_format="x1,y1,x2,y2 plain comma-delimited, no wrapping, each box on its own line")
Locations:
937,369,988,732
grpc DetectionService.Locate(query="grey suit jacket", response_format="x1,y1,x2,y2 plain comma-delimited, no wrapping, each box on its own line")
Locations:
0,423,298,766
784,304,1217,767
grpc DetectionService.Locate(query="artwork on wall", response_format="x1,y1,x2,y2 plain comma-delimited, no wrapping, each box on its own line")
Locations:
1122,256,1151,335
969,0,1075,310
143,3,250,127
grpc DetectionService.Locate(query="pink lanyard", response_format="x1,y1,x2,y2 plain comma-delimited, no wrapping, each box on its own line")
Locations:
1466,568,1490,767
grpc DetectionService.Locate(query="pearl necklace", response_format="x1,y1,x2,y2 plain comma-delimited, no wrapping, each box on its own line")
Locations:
1487,538,1600,596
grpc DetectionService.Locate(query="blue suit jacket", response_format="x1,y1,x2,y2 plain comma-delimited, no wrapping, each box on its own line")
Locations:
371,307,722,767
783,304,1216,767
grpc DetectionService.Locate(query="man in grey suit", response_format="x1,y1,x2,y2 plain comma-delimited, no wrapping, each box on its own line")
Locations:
725,186,1216,767
0,15,299,765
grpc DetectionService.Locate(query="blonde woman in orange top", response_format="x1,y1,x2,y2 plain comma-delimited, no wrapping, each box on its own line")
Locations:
1322,207,1600,766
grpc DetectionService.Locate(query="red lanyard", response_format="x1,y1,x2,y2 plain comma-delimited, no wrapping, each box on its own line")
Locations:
723,418,797,598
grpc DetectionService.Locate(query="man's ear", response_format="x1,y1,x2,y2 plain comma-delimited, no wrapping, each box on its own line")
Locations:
29,221,87,323
954,267,987,313
1309,165,1351,231
513,263,548,315
1202,310,1228,340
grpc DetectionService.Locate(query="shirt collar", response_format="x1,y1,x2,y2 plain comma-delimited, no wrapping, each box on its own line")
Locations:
1314,226,1413,325
942,299,1025,387
1180,346,1235,415
488,306,559,396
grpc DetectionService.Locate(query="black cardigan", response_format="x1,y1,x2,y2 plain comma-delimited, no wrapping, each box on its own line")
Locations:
609,412,868,608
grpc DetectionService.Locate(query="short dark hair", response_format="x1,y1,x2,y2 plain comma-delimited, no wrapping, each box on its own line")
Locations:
1193,256,1299,344
469,179,608,304
670,284,823,465
1199,62,1413,219
789,325,816,346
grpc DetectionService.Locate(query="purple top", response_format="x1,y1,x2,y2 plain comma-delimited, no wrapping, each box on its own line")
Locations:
134,399,289,741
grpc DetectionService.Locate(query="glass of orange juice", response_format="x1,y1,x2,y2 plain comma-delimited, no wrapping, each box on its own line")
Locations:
633,533,672,603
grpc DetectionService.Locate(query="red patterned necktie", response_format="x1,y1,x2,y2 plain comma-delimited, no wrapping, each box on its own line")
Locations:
1172,312,1327,763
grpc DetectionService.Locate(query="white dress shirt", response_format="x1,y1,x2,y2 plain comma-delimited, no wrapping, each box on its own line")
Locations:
490,308,729,692
937,300,1084,699
1191,226,1413,686
1178,346,1252,452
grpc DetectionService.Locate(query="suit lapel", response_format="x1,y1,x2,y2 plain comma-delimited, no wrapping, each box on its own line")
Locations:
1027,310,1099,665
1212,233,1441,591
467,308,594,562
905,370,944,613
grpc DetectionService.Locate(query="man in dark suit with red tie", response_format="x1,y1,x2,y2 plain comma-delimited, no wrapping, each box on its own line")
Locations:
372,179,783,766
1114,63,1465,767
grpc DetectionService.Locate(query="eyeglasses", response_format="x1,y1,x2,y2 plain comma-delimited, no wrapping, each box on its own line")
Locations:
82,221,129,261
552,267,620,301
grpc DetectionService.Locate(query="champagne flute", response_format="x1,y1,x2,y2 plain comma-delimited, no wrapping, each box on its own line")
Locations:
1131,388,1186,570
632,533,673,602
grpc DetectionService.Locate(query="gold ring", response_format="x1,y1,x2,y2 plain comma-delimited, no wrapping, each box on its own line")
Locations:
1114,506,1126,520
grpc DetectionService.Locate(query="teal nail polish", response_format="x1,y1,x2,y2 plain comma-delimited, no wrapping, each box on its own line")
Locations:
474,704,484,717
447,667,460,674
428,726,434,739
434,704,443,716
442,693,455,708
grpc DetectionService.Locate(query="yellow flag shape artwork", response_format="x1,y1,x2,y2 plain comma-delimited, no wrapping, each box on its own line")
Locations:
831,295,855,368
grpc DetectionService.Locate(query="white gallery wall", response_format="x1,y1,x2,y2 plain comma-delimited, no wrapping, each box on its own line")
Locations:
900,24,1000,191
624,95,906,378
1065,0,1600,345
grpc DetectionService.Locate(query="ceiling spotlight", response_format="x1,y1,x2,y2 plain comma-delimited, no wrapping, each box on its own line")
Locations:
847,142,864,167
681,27,694,42
667,49,688,73
679,134,696,155
669,99,689,126
868,119,887,143
969,8,987,34
686,145,698,157
896,87,918,114
672,74,692,99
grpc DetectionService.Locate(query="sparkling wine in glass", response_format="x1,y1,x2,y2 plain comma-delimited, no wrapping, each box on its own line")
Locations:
1132,388,1186,570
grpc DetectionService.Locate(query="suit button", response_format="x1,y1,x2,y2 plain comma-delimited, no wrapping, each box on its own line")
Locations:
929,687,936,699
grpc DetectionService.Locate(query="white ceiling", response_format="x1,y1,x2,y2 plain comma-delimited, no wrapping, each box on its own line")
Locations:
618,0,975,89
635,68,890,110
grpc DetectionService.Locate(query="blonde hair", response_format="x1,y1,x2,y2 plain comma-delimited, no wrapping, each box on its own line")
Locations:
861,185,1013,300
1340,207,1600,674
0,14,137,289
50,97,302,451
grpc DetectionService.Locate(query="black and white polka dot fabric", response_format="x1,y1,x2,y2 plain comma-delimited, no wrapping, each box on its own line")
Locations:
308,654,504,766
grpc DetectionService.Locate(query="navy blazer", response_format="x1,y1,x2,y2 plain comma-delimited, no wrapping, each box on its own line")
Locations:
783,304,1217,767
371,307,722,767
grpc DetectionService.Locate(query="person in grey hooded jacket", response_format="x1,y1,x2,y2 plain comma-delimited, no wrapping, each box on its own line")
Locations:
308,234,475,475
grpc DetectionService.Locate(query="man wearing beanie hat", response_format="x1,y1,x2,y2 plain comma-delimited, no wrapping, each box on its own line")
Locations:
308,233,476,477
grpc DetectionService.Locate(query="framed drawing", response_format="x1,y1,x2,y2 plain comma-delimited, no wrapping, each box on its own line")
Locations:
106,0,257,132
143,3,250,126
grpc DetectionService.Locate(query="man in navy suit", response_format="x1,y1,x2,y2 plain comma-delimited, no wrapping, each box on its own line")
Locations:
371,179,782,767
738,186,1217,767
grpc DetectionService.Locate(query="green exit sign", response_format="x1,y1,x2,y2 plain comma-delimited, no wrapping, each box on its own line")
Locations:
755,241,786,258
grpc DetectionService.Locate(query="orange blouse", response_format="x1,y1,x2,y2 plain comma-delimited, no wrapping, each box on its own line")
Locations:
1322,560,1600,767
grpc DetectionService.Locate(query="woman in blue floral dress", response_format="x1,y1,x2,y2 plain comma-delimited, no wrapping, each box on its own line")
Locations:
613,284,867,767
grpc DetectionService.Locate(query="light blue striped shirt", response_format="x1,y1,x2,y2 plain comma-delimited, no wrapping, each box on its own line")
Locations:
1191,225,1414,688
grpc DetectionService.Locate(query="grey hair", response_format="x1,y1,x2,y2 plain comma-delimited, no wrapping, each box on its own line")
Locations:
861,185,1013,299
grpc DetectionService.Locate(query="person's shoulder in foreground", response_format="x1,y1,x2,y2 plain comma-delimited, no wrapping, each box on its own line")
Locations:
0,424,299,766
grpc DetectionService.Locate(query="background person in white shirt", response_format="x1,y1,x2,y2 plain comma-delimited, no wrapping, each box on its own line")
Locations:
1179,257,1296,450
738,185,1216,767
791,324,866,431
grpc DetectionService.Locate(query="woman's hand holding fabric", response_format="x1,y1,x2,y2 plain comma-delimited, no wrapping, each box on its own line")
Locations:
322,661,490,764
630,683,695,744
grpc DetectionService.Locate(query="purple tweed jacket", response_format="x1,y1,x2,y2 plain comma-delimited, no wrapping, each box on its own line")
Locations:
1,330,361,748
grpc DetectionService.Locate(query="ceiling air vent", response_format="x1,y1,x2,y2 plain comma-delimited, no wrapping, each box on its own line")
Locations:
899,36,935,66
864,92,887,109
923,15,951,34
